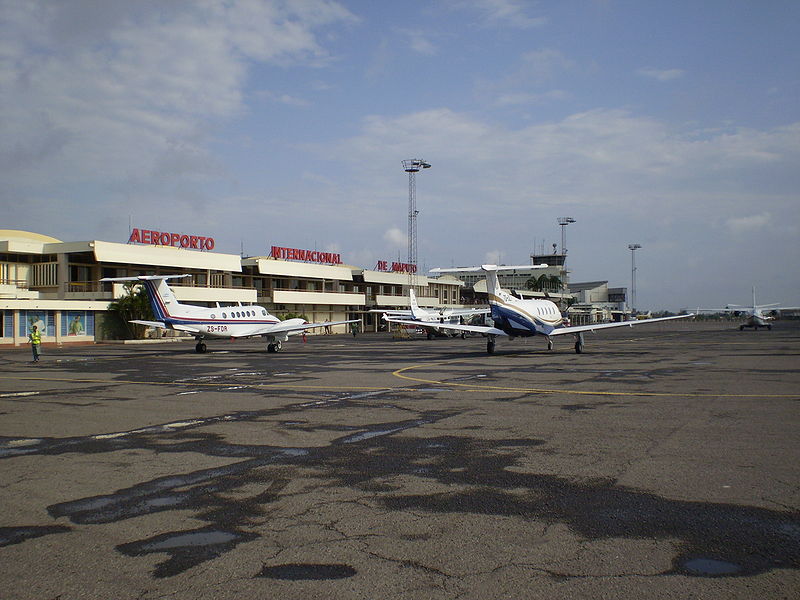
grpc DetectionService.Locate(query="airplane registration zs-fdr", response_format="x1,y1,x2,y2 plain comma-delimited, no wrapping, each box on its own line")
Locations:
101,275,355,353
383,265,694,354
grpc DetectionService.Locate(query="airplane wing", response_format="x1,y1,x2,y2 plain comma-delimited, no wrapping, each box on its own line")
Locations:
548,313,694,336
130,320,204,334
443,308,491,317
383,316,508,336
260,319,358,336
130,320,167,329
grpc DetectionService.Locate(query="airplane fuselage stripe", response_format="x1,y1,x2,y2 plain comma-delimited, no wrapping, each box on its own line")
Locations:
142,280,279,326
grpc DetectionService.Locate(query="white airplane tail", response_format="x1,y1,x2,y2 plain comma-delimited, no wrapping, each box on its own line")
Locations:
100,275,190,321
409,289,427,319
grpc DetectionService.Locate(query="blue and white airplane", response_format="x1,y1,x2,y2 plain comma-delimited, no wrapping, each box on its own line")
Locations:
101,275,355,353
384,265,693,354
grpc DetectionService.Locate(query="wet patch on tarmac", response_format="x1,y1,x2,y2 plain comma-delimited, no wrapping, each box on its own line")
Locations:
37,407,455,577
117,526,259,578
369,435,799,578
0,525,71,547
678,557,742,576
560,401,617,412
257,563,357,580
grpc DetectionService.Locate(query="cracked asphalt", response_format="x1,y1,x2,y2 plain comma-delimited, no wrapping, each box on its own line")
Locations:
1,320,798,599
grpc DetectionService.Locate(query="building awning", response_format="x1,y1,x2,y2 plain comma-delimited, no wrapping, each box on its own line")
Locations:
90,241,242,272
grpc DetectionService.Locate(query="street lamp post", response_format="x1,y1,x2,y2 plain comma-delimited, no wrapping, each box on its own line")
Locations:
628,244,642,313
557,217,576,257
402,159,431,295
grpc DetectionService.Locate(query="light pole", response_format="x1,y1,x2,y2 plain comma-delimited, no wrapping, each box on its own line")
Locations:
557,217,576,257
628,244,642,313
402,159,431,295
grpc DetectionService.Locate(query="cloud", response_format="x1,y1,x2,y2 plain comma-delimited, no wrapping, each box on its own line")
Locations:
520,49,575,81
484,249,503,265
494,90,569,107
383,227,406,249
458,0,548,29
0,0,354,197
398,28,437,56
335,108,799,218
253,90,312,107
637,67,685,81
725,213,772,234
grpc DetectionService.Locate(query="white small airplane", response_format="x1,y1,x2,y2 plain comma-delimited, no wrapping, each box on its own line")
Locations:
373,289,489,338
384,265,693,354
697,287,800,331
101,275,355,353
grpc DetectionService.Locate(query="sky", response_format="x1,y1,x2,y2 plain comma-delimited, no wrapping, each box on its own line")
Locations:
2,0,799,311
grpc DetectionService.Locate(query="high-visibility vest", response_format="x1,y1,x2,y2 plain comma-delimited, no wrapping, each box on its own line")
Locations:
30,330,41,344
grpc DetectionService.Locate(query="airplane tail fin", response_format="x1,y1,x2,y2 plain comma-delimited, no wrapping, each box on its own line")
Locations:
409,289,426,319
430,264,547,308
480,265,503,302
100,275,190,321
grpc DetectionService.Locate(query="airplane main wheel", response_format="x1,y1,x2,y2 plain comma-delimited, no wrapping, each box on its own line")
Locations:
574,341,584,354
547,338,553,351
427,331,434,340
195,342,207,353
767,324,772,330
487,339,496,354
739,325,745,331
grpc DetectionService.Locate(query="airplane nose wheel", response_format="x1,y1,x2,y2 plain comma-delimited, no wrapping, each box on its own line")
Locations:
195,341,207,353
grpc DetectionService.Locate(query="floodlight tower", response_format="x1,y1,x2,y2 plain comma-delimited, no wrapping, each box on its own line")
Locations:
628,244,642,313
402,159,431,293
557,217,576,257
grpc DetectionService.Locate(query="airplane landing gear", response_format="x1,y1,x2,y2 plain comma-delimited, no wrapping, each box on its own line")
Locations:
195,341,207,353
547,337,553,351
487,336,496,354
574,332,584,354
267,340,282,353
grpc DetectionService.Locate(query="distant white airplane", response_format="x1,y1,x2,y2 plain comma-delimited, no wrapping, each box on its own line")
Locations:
697,287,800,330
384,265,693,354
101,275,355,353
373,289,490,338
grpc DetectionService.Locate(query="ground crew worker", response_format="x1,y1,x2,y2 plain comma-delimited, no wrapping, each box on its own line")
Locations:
28,325,42,362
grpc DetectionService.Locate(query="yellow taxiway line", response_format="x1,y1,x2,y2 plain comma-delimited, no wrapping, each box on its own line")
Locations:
391,364,798,399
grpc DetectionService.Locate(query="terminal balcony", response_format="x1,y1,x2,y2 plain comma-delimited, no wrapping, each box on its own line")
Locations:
271,289,366,306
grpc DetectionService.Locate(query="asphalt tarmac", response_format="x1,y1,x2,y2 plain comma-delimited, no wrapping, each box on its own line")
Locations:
1,321,798,599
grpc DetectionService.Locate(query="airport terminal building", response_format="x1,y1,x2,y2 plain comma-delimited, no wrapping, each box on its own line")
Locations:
0,229,464,347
